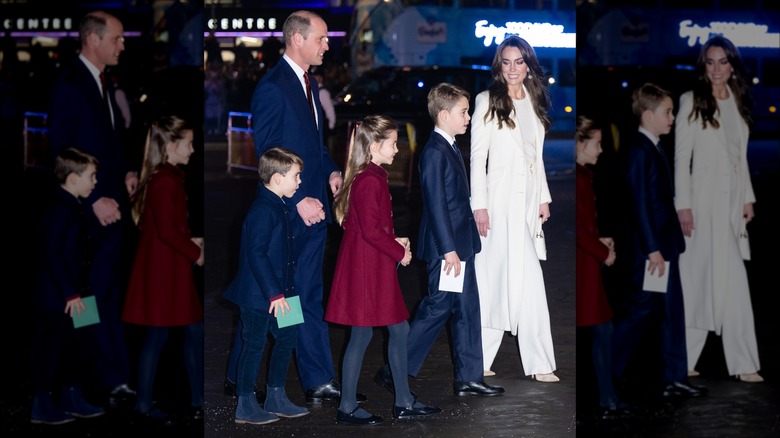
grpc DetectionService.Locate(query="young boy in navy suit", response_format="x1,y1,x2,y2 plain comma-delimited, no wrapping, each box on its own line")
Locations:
611,83,708,399
223,147,310,425
31,148,106,425
375,83,504,397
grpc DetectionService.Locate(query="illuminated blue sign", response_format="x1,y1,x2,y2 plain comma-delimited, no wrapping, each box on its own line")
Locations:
679,20,780,49
474,20,575,48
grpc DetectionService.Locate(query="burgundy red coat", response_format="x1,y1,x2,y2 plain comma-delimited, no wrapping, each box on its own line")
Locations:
576,164,613,327
123,163,203,326
325,163,409,326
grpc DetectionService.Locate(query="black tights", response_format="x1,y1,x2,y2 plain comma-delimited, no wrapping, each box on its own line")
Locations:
339,321,413,414
135,322,204,412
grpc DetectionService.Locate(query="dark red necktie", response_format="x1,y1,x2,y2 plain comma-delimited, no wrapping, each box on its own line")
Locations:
303,72,315,121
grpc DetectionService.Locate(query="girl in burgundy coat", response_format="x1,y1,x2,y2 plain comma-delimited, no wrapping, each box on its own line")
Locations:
575,116,626,419
325,115,440,424
122,116,204,421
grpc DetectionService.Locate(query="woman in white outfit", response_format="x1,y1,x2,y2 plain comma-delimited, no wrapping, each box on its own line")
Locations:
675,35,762,383
470,35,558,382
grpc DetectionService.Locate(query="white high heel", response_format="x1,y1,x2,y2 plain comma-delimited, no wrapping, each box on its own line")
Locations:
688,370,700,377
735,372,764,383
483,370,496,377
531,373,560,383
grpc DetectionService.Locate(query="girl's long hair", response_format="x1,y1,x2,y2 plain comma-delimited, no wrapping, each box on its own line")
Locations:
333,114,398,225
485,35,552,132
689,35,753,129
132,115,190,224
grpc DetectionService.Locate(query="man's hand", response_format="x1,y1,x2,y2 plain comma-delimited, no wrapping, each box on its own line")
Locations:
125,171,139,196
473,209,490,237
93,197,121,226
329,171,344,198
297,197,325,226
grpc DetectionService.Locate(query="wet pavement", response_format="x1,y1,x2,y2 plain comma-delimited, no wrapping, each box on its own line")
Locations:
203,141,577,438
5,140,776,437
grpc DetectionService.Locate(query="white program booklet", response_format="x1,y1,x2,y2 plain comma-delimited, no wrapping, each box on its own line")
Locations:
439,261,466,293
643,260,670,293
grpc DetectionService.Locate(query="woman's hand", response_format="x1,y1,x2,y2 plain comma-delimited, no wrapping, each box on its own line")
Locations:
473,209,490,237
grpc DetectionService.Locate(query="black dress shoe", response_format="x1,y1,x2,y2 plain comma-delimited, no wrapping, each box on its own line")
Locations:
662,380,708,398
453,380,505,397
224,378,265,403
336,407,383,425
305,379,367,404
373,367,417,398
108,384,136,408
393,403,442,419
136,406,174,427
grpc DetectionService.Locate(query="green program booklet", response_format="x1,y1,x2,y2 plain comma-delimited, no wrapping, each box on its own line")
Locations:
276,295,304,328
72,295,100,328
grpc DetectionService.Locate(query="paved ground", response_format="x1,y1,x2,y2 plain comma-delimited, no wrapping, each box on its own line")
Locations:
5,140,776,437
203,142,577,438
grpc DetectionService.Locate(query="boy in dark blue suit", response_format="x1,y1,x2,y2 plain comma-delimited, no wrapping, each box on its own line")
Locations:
31,148,106,425
223,148,310,425
612,83,707,399
376,83,504,397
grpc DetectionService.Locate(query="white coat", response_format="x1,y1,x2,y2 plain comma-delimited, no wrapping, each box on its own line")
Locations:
470,89,551,334
674,89,756,334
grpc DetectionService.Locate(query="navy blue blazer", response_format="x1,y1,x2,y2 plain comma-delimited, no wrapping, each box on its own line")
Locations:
49,58,128,211
250,59,339,222
417,131,481,262
623,131,685,259
223,186,303,311
36,187,91,313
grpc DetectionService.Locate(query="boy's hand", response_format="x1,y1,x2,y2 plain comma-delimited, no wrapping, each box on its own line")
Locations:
647,251,666,277
443,251,462,277
269,297,291,318
65,297,86,318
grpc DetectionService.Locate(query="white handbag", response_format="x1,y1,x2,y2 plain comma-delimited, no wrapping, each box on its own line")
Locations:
534,218,547,261
738,218,751,261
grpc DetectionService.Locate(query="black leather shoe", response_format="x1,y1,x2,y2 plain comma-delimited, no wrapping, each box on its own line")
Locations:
373,367,417,398
108,383,136,409
662,380,708,398
393,403,442,419
336,407,383,425
224,378,265,403
453,380,505,397
136,406,174,427
305,379,367,404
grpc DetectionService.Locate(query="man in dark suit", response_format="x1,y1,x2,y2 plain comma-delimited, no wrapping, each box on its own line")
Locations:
48,10,137,407
225,10,350,404
376,83,503,397
612,83,707,399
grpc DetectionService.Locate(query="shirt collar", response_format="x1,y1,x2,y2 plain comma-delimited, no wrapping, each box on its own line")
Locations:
638,126,660,147
434,127,456,148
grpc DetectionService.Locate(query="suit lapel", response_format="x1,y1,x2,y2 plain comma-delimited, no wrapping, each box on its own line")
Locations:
279,61,320,135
